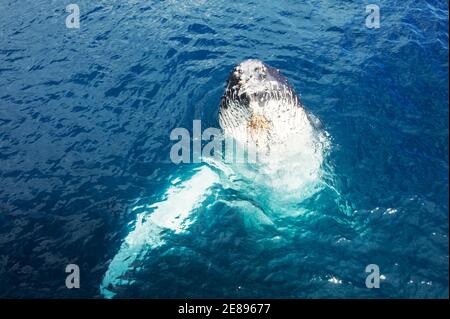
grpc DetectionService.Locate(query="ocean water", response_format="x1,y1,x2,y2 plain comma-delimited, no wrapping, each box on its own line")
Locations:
0,0,448,298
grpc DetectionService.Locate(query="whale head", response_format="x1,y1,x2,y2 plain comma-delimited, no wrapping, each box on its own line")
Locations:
217,60,329,203
219,59,310,153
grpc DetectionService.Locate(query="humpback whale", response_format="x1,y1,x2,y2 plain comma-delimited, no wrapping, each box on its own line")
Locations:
100,59,329,298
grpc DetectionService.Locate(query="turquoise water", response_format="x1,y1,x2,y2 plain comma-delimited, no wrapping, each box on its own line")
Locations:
0,0,448,298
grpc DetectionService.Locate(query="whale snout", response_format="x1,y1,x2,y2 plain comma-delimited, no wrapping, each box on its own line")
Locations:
225,60,279,102
230,59,268,85
220,59,293,111
220,60,264,111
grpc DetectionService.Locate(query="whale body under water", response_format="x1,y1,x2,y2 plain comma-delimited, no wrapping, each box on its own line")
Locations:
100,59,330,298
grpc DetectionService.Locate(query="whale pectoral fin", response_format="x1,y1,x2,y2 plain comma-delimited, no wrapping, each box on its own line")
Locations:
100,165,219,298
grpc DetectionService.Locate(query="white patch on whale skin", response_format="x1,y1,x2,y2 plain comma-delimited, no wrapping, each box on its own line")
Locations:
100,166,219,298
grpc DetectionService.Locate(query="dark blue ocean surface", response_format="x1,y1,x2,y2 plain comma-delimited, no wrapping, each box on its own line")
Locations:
0,0,448,298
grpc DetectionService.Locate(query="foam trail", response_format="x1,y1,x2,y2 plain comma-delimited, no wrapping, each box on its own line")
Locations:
100,166,219,298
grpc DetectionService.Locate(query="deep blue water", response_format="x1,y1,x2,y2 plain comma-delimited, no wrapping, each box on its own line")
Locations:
0,0,448,298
